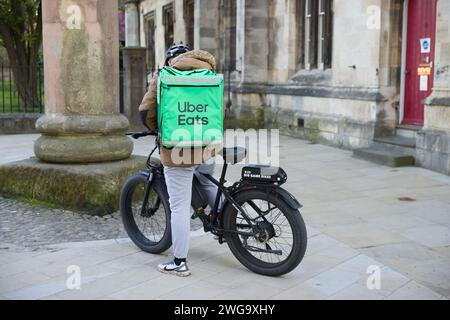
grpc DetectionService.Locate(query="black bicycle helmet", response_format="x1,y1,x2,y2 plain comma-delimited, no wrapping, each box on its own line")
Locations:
165,42,192,66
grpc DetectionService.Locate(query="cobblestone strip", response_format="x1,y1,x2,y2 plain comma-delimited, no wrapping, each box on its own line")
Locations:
0,197,203,251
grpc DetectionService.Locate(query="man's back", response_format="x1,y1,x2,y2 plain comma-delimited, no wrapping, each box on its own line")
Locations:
138,50,220,167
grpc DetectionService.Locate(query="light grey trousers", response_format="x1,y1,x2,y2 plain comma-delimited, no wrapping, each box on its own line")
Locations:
164,159,219,259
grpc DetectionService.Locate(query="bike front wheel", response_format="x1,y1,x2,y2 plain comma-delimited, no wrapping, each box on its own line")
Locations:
120,173,172,254
222,189,307,276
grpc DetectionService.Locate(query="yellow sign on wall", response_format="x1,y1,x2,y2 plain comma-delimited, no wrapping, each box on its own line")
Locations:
417,67,432,76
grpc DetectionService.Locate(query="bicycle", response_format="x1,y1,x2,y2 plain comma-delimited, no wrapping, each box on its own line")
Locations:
119,131,307,276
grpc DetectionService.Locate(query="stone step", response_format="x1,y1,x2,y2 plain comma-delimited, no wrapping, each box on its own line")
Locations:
371,140,416,157
395,125,421,139
373,135,416,149
353,145,415,167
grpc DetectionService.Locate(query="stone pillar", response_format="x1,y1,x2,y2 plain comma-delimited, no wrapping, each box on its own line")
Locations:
423,0,450,112
419,0,450,174
123,47,147,130
35,0,133,163
236,0,269,84
123,0,146,130
232,0,269,124
194,0,219,59
125,0,140,47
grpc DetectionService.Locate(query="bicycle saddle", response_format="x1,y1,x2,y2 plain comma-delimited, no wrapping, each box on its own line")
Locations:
219,147,247,164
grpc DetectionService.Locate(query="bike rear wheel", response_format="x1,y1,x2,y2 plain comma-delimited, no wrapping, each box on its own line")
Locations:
120,173,172,254
223,189,307,276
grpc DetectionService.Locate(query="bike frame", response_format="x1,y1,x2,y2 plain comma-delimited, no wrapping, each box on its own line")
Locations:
199,164,259,237
130,132,286,243
144,160,260,239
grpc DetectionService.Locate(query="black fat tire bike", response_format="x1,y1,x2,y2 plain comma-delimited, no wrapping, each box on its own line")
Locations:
120,132,307,276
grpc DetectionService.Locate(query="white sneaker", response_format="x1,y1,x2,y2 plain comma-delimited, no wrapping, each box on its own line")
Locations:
157,260,191,277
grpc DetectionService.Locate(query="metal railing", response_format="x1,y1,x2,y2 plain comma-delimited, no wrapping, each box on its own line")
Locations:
0,62,44,113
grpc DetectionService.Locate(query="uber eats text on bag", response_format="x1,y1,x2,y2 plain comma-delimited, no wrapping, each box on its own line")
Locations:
157,67,224,148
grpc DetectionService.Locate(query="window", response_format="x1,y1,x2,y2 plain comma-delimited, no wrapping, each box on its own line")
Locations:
318,0,333,69
162,3,175,50
145,12,156,71
300,0,333,70
184,0,195,48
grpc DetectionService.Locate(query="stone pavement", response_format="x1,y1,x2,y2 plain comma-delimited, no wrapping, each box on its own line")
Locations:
0,197,126,247
0,134,449,300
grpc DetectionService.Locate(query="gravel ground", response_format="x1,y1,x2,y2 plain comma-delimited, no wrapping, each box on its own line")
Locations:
0,197,203,250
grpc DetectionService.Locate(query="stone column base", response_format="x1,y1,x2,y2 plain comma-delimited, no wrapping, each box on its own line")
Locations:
34,135,133,163
0,156,148,215
34,114,133,163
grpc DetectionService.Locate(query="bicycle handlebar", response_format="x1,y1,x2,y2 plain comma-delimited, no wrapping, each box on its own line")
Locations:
126,131,158,139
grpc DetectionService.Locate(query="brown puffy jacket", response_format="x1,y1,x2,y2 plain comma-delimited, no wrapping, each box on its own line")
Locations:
138,50,222,167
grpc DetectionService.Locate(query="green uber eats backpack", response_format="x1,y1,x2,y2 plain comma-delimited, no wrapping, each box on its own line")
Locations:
157,66,224,148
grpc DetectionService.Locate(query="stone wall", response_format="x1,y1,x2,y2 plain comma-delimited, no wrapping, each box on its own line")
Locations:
138,0,404,147
136,0,450,174
236,0,269,83
232,0,403,148
267,0,298,82
194,0,220,59
0,114,39,134
234,91,377,149
140,0,185,68
139,0,221,68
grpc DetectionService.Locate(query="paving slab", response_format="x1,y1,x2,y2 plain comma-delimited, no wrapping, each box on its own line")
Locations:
0,134,449,299
386,281,444,300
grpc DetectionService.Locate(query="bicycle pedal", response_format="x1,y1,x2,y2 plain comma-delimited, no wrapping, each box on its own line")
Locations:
204,225,212,232
214,235,226,244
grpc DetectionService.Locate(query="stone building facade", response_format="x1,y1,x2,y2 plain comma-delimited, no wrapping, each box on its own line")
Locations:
124,0,450,175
